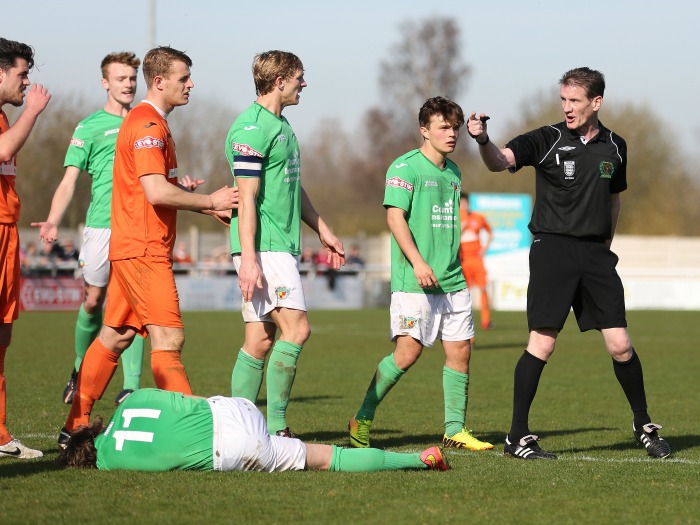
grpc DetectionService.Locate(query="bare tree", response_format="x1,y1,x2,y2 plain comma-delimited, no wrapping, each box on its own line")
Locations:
379,17,471,127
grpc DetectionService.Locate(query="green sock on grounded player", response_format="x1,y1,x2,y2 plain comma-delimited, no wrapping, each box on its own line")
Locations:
120,336,144,391
329,445,427,472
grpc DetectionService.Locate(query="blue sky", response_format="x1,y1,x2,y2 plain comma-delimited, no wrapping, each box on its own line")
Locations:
5,0,700,160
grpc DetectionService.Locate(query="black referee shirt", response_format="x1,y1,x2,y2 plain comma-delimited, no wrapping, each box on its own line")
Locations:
506,121,627,240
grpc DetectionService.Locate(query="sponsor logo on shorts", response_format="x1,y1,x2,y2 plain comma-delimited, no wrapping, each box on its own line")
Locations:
231,142,263,157
79,259,85,268
563,160,575,180
400,316,418,330
599,160,614,179
134,136,164,150
386,176,413,192
275,287,291,300
70,137,84,147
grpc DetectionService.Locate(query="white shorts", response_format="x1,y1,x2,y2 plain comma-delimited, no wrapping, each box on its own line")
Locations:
78,227,111,287
390,288,474,347
207,396,306,472
232,252,307,322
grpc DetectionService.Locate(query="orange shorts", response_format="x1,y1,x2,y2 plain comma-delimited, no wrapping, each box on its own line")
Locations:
104,256,183,336
461,256,487,289
0,223,20,323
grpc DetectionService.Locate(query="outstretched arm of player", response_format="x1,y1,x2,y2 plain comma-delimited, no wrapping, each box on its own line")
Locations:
236,177,263,302
386,206,438,289
30,165,81,244
141,174,236,212
0,84,51,162
300,186,345,269
466,112,516,173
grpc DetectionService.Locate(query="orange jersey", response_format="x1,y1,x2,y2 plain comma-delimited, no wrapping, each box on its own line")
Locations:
0,111,20,224
110,102,178,260
460,209,490,257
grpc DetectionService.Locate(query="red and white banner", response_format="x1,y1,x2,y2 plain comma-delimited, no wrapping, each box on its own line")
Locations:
19,277,84,311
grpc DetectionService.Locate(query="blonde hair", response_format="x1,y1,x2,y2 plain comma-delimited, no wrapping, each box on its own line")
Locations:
253,50,303,96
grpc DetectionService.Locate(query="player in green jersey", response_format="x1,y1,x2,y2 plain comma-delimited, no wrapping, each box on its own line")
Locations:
349,97,493,452
58,388,448,472
32,52,146,406
225,51,345,437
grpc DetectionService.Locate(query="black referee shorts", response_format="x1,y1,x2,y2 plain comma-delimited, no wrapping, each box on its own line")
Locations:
527,233,627,332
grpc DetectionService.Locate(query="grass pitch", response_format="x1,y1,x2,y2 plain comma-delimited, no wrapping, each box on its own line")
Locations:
1,309,699,524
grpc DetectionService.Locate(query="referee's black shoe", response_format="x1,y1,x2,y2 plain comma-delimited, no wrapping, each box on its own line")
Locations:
504,434,557,460
633,423,671,459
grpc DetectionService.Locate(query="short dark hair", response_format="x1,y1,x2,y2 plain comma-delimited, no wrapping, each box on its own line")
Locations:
460,192,470,201
143,46,192,88
0,38,35,71
57,419,105,469
253,50,304,96
560,67,605,99
101,51,141,79
418,96,465,129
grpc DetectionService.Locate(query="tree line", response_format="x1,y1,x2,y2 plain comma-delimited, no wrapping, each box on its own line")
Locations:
12,18,700,237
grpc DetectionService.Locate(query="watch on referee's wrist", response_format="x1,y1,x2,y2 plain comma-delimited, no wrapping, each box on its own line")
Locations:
476,135,490,146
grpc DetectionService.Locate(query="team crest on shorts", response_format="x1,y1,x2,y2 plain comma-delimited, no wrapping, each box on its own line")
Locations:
400,316,418,330
599,161,614,179
563,160,575,180
275,287,291,300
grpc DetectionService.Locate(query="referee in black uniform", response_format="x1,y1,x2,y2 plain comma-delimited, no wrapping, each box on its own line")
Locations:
467,67,671,460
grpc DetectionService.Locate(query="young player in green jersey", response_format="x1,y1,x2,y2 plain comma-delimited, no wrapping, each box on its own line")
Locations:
32,52,146,406
58,388,448,472
348,97,493,452
225,51,345,437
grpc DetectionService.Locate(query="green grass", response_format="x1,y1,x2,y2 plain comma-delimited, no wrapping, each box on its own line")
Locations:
1,309,699,524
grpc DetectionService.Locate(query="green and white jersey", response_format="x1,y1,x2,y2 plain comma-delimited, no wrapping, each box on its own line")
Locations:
64,109,123,229
225,102,302,255
95,389,214,471
384,149,465,294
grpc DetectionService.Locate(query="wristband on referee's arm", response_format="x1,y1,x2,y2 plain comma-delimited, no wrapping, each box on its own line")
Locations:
476,135,490,146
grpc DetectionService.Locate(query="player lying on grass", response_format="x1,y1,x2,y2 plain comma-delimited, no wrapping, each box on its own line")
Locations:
58,388,448,472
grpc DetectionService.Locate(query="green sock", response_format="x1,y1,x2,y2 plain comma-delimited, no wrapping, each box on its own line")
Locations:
231,349,265,401
443,366,469,438
74,304,102,371
355,354,405,421
266,340,302,432
329,445,426,472
120,336,144,391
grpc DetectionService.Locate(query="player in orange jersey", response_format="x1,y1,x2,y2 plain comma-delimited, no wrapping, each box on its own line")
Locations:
459,192,493,330
0,38,51,459
58,46,237,448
